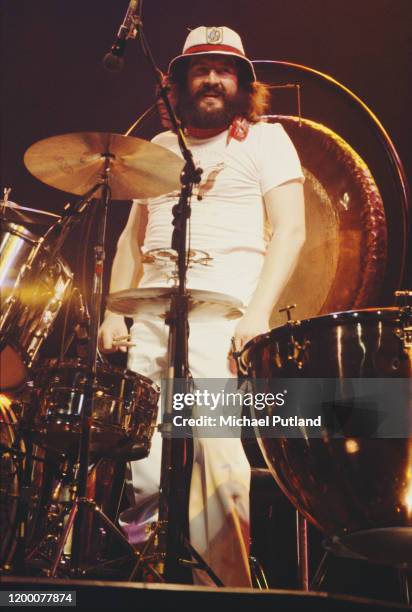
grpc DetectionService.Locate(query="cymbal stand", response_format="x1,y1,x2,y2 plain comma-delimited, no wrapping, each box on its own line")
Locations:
131,17,223,585
24,454,143,580
42,183,102,258
25,159,140,576
21,161,143,578
68,158,111,575
57,160,156,578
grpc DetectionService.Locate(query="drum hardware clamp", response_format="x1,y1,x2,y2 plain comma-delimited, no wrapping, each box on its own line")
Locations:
287,339,310,370
394,298,412,350
395,326,412,350
278,305,309,369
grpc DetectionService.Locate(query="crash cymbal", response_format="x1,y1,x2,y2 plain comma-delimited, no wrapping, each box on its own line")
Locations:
0,200,60,228
107,287,244,317
24,132,184,200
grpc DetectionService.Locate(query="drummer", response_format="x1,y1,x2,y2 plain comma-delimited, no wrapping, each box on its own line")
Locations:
98,25,305,587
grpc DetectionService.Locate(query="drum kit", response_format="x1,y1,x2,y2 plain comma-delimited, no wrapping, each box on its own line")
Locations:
0,128,246,583
0,7,250,581
0,132,189,578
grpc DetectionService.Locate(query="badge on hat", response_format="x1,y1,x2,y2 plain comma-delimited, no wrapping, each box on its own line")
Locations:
206,27,224,45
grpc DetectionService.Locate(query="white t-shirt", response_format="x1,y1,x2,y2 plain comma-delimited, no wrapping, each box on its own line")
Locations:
137,121,304,305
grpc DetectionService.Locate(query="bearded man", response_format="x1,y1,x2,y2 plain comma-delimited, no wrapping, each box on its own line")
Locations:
98,26,305,587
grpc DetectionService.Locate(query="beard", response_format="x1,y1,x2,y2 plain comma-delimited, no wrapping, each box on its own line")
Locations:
177,84,250,129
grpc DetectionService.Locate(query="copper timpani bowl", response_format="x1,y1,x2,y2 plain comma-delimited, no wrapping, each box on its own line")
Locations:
241,307,412,567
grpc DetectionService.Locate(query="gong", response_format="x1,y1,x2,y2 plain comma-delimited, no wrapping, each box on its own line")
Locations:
268,115,388,328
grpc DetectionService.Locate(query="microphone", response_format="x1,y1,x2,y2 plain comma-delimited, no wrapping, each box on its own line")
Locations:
103,0,140,72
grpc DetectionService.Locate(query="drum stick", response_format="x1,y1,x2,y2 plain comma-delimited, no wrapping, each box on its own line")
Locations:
112,335,136,347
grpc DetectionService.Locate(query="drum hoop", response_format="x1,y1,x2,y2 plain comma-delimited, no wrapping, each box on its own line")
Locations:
36,358,160,392
1,224,73,278
242,306,404,358
290,306,401,326
1,222,39,243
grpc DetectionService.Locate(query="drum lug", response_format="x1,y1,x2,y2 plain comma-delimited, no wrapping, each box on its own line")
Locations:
287,338,310,369
395,327,412,350
395,305,412,350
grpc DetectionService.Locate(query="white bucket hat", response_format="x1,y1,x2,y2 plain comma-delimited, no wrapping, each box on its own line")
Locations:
168,26,256,82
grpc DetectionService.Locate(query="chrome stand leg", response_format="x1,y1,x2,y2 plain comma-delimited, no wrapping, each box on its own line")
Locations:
296,510,309,591
399,568,410,606
310,551,328,590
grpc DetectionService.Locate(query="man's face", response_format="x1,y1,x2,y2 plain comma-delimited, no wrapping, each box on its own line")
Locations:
182,55,240,128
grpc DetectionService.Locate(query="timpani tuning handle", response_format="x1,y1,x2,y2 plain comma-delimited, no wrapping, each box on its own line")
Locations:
279,304,297,322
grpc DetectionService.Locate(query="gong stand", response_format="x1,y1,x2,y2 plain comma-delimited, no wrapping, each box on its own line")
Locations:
130,20,223,585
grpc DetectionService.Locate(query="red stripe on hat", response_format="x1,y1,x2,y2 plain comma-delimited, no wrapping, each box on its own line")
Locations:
183,44,246,57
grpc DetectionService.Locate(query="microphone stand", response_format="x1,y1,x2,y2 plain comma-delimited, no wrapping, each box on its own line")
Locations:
129,22,223,586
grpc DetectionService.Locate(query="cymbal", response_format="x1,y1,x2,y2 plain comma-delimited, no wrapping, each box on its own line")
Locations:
0,200,60,228
24,132,184,200
141,248,213,266
107,287,244,317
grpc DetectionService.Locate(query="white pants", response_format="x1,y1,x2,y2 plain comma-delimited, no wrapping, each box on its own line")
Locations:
119,307,252,587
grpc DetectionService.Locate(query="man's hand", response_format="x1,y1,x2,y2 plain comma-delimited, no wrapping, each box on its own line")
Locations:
228,310,270,374
232,309,270,354
98,312,131,353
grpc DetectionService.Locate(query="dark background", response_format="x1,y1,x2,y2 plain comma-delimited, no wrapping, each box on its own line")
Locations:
2,0,411,287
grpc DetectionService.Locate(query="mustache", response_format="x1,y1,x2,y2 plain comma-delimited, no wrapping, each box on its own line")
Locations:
195,84,226,99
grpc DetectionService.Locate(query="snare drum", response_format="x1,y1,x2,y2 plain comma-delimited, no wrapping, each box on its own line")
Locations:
33,359,159,457
242,307,412,566
0,222,72,390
